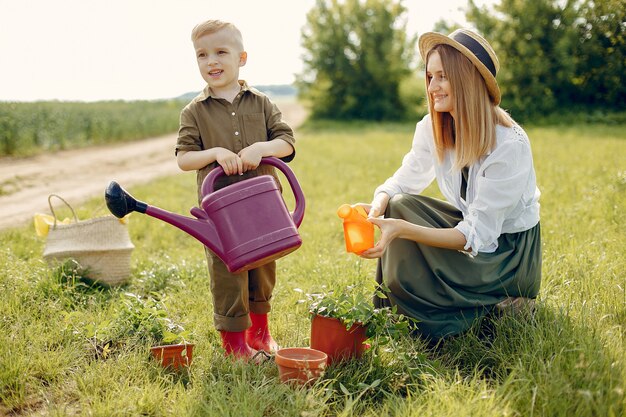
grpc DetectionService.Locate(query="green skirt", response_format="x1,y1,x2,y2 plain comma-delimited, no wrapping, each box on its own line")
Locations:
374,194,541,339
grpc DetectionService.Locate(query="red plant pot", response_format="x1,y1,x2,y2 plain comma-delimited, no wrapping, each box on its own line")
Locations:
310,315,367,364
150,343,194,370
275,347,327,385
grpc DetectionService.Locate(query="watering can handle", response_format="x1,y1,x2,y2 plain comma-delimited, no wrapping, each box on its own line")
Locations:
200,157,305,227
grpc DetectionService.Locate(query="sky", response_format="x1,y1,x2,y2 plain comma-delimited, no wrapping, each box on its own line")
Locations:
0,0,495,102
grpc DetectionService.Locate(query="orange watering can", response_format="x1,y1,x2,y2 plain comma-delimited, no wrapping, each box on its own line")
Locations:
337,204,374,254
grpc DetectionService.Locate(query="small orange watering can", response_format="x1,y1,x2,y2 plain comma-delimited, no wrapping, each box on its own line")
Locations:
337,204,374,254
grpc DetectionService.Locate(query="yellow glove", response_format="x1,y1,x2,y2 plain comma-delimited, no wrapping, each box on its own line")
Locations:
34,213,129,237
33,213,71,237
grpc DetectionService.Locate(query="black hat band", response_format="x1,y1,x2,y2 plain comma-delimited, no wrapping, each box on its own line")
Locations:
452,31,496,77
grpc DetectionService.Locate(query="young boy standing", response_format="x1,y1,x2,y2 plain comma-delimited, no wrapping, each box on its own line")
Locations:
175,20,296,359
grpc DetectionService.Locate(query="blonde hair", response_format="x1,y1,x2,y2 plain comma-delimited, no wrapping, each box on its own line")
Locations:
426,44,513,169
191,20,244,50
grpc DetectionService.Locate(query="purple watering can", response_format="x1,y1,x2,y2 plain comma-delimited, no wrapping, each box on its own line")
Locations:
105,157,305,273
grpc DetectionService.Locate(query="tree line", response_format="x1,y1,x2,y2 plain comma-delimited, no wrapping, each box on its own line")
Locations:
297,0,626,123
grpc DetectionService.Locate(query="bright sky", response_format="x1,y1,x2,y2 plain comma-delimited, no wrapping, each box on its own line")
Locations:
0,0,495,102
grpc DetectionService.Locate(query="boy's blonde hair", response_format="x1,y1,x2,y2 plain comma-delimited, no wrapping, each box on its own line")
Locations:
191,20,244,50
427,44,513,170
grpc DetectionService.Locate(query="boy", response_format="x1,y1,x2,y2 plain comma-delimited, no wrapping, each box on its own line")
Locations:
175,20,296,359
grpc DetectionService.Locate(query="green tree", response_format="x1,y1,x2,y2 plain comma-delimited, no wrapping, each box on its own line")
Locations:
574,0,626,109
466,0,626,120
297,0,416,121
467,0,580,119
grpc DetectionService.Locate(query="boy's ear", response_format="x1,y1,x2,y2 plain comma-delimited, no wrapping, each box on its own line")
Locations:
239,51,247,67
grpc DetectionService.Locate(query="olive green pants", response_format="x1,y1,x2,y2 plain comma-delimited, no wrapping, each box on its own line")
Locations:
374,194,541,339
200,170,281,332
205,248,275,332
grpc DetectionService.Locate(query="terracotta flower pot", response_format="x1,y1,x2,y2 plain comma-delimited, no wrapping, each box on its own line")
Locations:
310,315,368,364
275,347,327,385
150,343,194,370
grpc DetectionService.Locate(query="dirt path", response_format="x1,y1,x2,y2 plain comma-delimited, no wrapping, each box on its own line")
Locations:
0,99,307,230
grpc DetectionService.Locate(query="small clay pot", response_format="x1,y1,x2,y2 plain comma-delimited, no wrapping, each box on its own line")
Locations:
310,315,368,364
275,347,327,385
150,343,194,370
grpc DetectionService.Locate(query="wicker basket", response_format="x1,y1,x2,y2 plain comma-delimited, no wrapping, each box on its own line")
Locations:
42,195,134,286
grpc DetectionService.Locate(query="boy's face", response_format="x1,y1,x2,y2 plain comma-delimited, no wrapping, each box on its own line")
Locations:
193,28,247,92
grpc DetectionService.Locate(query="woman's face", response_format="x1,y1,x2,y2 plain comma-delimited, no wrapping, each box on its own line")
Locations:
426,51,455,117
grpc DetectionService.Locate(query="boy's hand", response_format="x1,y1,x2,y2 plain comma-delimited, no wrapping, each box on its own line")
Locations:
238,143,264,172
215,148,243,175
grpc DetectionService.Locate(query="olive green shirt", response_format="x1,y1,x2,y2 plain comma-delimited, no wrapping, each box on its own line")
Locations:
176,80,296,201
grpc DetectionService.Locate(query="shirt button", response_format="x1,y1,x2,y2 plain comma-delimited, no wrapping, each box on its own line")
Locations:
231,112,235,116
235,131,239,136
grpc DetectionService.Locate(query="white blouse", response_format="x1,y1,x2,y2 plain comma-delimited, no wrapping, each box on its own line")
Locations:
374,114,540,256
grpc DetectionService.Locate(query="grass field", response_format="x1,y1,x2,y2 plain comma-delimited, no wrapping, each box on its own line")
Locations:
1,121,625,416
0,101,183,157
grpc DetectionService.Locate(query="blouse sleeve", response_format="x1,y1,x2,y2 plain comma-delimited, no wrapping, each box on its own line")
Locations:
374,116,436,198
455,130,534,255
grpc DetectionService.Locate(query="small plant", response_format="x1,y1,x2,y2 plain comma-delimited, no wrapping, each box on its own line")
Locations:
302,284,416,345
82,292,191,359
112,292,190,344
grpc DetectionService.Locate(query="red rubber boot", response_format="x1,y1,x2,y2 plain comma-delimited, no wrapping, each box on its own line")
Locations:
219,330,257,359
246,312,279,353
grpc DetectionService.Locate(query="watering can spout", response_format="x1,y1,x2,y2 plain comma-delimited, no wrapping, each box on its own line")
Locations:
105,181,148,217
104,181,225,259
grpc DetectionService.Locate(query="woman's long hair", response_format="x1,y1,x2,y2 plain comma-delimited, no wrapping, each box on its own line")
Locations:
426,44,514,169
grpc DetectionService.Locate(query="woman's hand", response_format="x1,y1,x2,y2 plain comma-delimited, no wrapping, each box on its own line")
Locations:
359,217,405,259
368,193,391,218
216,148,243,175
361,217,469,258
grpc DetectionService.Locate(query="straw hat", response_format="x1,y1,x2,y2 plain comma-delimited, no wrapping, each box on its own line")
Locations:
419,29,501,105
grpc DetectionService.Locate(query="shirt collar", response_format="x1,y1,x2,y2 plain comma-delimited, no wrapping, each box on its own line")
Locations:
197,80,253,101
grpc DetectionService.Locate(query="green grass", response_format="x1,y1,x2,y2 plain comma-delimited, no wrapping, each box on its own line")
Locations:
0,100,183,157
1,122,625,416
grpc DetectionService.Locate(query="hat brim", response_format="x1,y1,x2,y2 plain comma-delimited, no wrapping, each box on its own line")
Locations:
419,32,501,105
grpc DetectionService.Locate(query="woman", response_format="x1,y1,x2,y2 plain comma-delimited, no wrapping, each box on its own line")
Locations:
359,29,541,340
